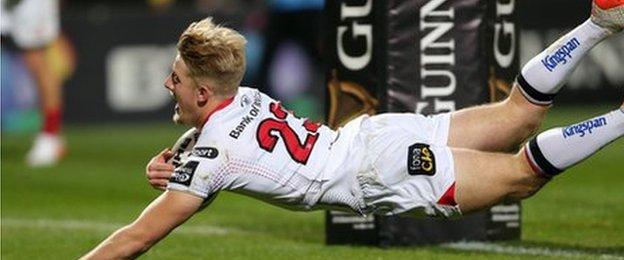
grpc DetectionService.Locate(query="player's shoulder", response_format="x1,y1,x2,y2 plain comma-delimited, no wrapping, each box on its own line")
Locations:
182,134,228,178
195,86,280,150
198,87,261,135
194,127,228,156
237,86,276,107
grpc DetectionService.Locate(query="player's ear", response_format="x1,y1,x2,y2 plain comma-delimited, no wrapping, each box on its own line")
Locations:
195,82,214,106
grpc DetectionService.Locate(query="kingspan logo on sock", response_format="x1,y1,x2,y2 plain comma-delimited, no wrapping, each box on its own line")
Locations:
562,117,607,138
541,37,581,72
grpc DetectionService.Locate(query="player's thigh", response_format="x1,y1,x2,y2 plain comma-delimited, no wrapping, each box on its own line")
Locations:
446,87,547,151
452,147,546,214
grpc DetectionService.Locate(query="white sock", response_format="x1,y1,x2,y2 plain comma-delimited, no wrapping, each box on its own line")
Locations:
517,19,612,105
525,108,624,177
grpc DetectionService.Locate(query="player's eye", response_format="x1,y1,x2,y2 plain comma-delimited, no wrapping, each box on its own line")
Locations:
171,72,180,84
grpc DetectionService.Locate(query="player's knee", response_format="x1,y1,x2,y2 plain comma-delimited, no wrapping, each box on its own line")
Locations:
522,117,541,137
505,152,550,201
517,123,541,152
513,109,541,140
506,181,544,201
506,91,544,141
507,120,540,151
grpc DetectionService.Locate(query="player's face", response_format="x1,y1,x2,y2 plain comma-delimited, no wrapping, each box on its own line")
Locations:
164,55,200,126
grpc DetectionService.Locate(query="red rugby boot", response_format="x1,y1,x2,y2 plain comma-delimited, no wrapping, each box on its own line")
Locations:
592,0,624,33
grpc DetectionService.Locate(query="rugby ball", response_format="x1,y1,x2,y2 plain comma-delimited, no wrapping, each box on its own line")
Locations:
168,127,199,167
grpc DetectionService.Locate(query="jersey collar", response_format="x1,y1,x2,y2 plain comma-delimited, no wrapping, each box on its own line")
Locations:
201,95,235,126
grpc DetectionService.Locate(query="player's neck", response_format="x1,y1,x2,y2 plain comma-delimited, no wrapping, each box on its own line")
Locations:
195,94,235,130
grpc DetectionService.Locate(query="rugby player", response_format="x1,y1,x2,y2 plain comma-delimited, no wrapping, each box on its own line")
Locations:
82,1,623,258
1,0,66,167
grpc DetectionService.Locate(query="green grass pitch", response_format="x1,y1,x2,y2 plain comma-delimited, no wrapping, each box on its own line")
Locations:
2,105,623,259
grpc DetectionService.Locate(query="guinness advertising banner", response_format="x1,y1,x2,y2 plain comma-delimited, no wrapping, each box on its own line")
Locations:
325,0,520,246
8,1,614,126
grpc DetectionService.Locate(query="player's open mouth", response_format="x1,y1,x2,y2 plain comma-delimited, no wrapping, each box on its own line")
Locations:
169,90,180,113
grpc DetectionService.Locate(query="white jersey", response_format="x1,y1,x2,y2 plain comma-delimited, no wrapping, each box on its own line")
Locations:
168,87,363,212
168,87,461,217
1,0,60,48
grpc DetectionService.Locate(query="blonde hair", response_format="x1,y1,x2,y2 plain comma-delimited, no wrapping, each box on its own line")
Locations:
177,17,247,95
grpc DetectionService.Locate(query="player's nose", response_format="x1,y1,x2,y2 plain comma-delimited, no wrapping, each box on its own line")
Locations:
164,74,174,91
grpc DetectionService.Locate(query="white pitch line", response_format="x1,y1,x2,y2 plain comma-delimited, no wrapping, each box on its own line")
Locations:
4,218,623,259
441,241,624,260
1,218,237,236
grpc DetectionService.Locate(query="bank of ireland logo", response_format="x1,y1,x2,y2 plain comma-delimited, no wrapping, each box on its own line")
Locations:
407,143,436,176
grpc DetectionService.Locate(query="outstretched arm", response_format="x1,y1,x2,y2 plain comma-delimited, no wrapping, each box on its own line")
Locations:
81,190,203,259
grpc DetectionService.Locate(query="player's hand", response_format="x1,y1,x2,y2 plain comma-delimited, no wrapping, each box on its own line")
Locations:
146,148,175,191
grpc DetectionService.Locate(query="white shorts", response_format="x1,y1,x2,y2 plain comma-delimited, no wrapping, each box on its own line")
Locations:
1,0,60,49
351,113,461,218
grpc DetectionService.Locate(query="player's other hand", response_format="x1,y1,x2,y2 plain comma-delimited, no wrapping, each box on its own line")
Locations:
146,148,175,191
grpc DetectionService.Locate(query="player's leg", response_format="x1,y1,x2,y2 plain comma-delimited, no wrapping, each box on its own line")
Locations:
446,1,622,152
14,0,65,167
447,87,546,152
22,46,66,167
23,48,63,130
453,105,624,213
452,147,547,213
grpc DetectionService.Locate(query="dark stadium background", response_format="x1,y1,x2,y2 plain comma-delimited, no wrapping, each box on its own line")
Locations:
3,0,622,129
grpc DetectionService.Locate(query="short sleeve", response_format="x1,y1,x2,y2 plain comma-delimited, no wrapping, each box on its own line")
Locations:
167,145,226,200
